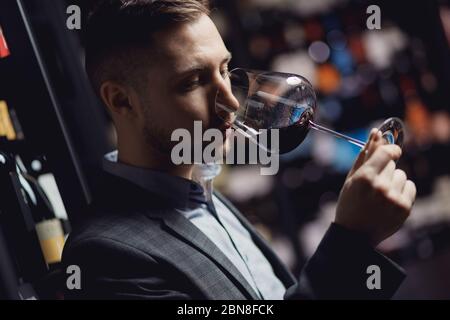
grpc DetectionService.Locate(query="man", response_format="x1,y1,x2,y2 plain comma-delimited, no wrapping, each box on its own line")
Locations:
62,0,416,299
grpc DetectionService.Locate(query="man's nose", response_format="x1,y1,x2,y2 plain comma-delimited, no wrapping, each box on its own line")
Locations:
215,76,240,113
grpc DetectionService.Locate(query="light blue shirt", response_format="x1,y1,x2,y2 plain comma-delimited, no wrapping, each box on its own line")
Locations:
178,196,286,300
103,151,286,299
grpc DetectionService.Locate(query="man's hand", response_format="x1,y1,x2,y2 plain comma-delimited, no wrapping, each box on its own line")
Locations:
335,129,417,246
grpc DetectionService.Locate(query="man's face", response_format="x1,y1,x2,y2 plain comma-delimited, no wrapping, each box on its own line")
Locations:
135,14,238,156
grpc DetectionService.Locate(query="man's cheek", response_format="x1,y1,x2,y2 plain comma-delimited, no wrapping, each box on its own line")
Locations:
177,108,210,128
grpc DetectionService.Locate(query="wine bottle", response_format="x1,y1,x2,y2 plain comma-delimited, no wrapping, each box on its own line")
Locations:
0,25,10,59
16,158,65,269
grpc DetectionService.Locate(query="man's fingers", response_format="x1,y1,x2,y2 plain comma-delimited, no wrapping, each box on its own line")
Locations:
392,169,407,193
348,128,378,177
402,180,417,206
365,144,402,173
364,130,382,162
379,160,396,181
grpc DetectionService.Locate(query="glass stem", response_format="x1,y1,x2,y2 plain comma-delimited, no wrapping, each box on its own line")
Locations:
308,120,366,149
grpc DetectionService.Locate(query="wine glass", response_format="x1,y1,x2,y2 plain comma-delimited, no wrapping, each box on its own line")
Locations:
216,68,404,154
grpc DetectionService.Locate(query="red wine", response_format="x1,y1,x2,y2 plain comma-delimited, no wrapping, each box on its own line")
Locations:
277,122,310,154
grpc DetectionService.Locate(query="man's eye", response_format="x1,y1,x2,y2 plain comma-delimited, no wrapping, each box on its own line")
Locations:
180,79,200,91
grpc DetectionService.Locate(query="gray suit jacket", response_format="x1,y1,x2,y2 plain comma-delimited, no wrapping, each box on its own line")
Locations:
62,170,405,300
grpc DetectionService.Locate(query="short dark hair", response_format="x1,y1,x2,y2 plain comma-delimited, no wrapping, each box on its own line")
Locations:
85,0,211,96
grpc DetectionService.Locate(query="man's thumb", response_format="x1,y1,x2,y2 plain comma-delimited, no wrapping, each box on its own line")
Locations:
347,128,377,177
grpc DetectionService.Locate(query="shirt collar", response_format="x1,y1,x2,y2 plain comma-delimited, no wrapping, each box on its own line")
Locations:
102,150,207,209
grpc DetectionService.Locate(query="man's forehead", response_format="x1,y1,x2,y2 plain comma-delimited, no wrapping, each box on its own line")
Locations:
152,15,228,71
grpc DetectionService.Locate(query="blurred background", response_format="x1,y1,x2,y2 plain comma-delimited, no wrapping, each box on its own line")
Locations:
0,0,449,299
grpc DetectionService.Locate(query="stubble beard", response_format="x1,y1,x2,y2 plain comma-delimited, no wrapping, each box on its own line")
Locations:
142,103,232,164
141,107,174,158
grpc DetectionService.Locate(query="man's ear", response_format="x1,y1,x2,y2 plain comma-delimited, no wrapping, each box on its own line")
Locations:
99,81,136,119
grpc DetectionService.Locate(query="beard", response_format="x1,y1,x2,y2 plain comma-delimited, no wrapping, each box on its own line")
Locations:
141,107,175,156
141,100,232,163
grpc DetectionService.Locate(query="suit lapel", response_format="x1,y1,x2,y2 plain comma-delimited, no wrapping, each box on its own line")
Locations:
146,209,260,300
